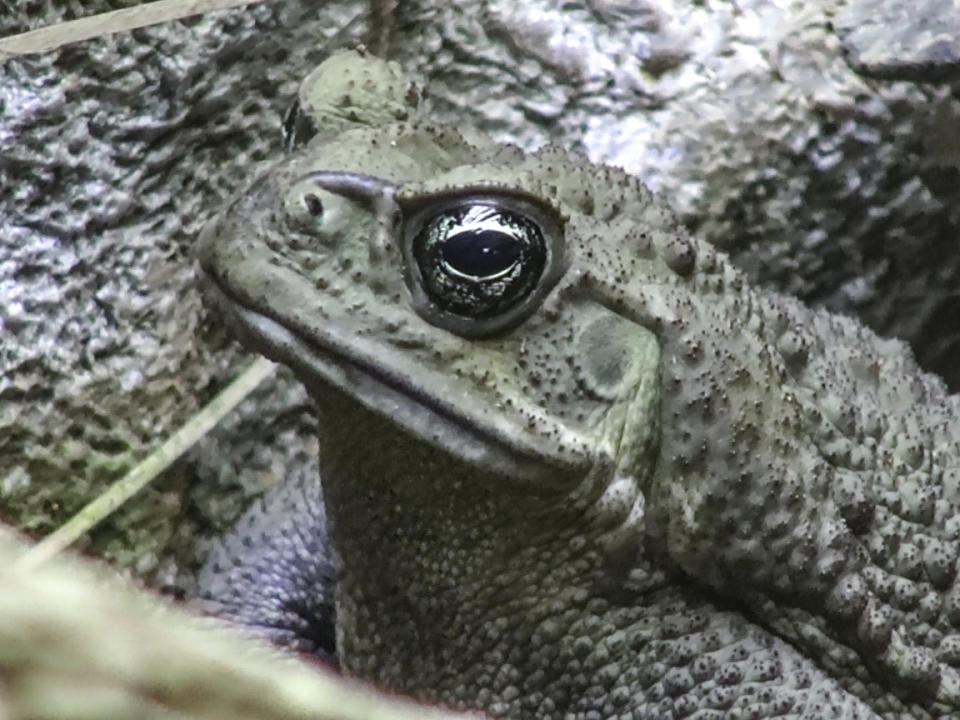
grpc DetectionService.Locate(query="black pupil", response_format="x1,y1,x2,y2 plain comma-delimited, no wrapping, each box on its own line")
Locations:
442,229,521,278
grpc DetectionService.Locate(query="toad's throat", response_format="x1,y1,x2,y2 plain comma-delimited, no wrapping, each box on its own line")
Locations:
201,272,591,486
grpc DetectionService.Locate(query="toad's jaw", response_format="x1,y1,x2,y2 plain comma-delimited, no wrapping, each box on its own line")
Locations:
200,273,594,487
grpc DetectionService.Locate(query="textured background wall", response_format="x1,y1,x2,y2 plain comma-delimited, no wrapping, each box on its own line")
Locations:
1,0,958,589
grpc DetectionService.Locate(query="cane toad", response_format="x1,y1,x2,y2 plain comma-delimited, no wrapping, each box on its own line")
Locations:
196,50,960,719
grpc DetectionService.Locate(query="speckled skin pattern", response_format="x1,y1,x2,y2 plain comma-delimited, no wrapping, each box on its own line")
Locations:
197,52,960,719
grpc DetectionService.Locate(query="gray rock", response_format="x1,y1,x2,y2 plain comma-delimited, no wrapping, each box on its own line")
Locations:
835,0,960,82
0,0,362,579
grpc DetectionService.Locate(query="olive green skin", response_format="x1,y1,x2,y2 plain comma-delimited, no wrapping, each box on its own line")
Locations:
197,51,960,719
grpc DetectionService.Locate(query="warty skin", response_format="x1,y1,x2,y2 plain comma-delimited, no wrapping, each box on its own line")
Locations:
196,51,960,719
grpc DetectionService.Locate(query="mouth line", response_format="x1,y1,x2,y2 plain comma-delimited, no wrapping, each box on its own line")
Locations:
200,270,589,485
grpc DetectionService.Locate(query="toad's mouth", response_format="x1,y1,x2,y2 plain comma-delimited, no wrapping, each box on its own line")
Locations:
200,271,593,487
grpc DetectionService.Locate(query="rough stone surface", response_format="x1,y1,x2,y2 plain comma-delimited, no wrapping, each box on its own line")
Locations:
196,51,960,718
0,1,362,581
2,0,959,586
835,0,960,82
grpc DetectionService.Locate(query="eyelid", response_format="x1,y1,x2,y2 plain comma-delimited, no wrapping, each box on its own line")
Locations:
397,183,562,219
398,189,564,245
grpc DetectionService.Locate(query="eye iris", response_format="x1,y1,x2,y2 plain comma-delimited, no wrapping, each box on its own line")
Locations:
441,229,522,278
412,202,547,319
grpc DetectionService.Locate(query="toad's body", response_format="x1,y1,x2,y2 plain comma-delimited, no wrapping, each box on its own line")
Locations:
197,51,960,719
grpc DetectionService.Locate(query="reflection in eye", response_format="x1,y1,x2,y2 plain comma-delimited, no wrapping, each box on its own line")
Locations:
440,206,524,280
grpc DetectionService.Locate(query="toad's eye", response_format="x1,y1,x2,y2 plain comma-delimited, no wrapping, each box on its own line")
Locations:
412,204,546,320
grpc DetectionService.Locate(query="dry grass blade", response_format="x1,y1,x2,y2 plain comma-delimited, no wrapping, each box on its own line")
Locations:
0,0,275,59
2,530,474,720
17,356,277,569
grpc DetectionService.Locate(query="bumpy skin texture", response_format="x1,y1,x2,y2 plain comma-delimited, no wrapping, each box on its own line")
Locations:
197,52,960,719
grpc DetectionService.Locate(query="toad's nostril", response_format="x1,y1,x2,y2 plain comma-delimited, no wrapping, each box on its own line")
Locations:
304,193,323,217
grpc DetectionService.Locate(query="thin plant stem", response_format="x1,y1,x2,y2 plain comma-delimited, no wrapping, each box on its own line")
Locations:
0,0,274,59
17,356,276,569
